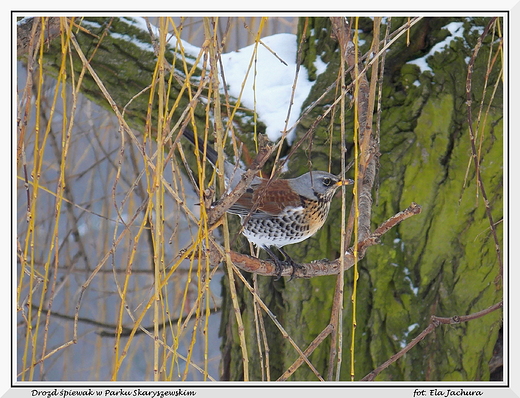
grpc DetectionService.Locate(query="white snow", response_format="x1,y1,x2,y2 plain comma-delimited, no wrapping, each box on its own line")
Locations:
314,55,328,75
219,34,314,142
407,21,465,73
124,18,315,143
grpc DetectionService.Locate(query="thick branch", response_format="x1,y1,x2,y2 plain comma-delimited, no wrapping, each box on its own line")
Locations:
202,202,421,278
330,17,380,244
17,17,62,56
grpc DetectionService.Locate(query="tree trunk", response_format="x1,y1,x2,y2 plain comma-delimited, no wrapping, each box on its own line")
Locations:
220,16,503,381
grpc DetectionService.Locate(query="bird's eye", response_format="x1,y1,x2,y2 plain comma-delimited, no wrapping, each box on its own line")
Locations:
322,177,333,186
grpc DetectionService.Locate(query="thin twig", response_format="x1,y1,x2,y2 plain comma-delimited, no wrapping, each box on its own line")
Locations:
465,17,502,277
207,240,326,381
361,301,503,381
277,324,334,381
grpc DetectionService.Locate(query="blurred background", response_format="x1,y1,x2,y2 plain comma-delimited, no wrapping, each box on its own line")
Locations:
16,16,299,381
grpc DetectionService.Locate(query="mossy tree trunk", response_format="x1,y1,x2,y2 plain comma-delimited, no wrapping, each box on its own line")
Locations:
220,16,503,381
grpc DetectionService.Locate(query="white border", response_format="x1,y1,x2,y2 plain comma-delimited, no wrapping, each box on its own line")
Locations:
8,5,516,398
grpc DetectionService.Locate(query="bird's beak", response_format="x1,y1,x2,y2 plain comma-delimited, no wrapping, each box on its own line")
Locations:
336,178,355,186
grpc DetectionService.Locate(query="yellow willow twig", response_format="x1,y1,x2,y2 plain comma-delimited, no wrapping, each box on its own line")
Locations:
111,229,204,378
350,16,361,383
219,17,266,156
19,17,45,381
252,274,266,381
335,27,347,382
37,18,78,379
166,16,214,382
251,17,267,150
22,17,73,381
151,17,168,381
203,16,250,381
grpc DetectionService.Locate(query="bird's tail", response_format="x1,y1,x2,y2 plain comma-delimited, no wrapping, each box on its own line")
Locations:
183,128,247,190
183,128,219,166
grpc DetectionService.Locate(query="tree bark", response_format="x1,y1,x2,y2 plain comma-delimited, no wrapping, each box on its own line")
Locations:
221,16,503,381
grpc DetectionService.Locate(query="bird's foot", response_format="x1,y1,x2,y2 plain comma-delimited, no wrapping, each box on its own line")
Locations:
272,259,301,281
278,248,304,281
286,259,304,281
264,246,304,281
262,246,285,280
273,259,286,281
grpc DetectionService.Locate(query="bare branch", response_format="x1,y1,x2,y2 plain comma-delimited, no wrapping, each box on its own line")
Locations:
465,17,503,278
206,142,275,226
361,301,503,381
278,324,334,381
196,202,422,279
17,17,62,56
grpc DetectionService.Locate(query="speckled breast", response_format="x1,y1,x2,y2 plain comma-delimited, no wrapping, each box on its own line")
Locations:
241,198,332,248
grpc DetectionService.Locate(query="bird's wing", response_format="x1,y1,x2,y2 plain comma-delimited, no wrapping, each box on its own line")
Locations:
227,179,303,217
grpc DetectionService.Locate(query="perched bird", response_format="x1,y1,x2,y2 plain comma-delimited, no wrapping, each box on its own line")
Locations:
183,129,353,279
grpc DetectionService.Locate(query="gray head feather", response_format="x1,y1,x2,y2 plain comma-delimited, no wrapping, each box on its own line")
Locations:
287,171,344,201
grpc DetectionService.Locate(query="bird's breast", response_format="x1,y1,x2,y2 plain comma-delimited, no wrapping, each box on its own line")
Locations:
239,200,331,248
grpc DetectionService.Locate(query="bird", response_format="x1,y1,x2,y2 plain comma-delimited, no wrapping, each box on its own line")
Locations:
182,128,354,279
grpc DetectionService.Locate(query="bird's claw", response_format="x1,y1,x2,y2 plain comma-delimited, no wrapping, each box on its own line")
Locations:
273,259,286,281
265,246,303,281
272,259,303,281
287,260,304,282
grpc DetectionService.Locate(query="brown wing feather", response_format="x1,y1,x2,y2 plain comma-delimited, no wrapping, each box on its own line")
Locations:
228,179,302,217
